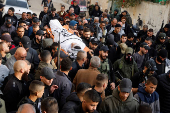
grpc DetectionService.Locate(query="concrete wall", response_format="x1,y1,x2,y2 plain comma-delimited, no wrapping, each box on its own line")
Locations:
90,0,111,11
122,1,170,34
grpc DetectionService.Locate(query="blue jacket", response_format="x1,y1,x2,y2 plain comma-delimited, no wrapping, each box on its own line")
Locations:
134,85,160,113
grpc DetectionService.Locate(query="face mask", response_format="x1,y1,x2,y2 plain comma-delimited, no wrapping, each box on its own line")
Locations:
125,55,133,63
157,56,165,63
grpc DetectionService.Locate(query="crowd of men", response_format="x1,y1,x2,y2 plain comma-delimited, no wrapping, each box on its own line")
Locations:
0,0,170,113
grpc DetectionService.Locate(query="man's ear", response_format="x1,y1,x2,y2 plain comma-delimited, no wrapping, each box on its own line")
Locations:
41,111,46,113
40,76,43,80
70,67,72,71
118,86,120,91
20,68,24,73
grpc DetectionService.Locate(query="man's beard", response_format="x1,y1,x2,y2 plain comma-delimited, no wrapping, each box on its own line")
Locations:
22,72,29,82
100,54,107,61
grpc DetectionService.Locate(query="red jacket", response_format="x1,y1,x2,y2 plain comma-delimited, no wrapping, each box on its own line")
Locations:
64,12,78,19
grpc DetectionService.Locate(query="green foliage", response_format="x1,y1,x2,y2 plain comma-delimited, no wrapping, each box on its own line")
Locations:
111,0,142,7
110,0,170,8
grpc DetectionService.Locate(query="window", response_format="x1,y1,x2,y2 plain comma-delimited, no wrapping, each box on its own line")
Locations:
6,0,27,8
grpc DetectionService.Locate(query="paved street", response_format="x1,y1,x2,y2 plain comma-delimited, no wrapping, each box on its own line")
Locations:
29,0,70,17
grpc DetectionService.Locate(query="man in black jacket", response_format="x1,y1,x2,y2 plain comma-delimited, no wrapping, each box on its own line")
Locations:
70,90,100,113
39,5,49,22
111,24,121,42
70,1,80,15
2,60,29,112
68,50,87,81
2,7,18,27
61,83,92,113
52,58,73,112
41,8,59,27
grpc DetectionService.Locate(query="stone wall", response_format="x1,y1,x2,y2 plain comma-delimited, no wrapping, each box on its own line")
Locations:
121,1,170,34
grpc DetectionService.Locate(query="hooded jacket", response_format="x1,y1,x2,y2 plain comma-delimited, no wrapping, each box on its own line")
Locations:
134,85,160,113
99,87,139,113
60,92,81,113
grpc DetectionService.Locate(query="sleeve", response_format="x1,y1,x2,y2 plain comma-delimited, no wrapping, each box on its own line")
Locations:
32,50,40,70
2,84,20,112
60,83,71,109
73,72,78,87
134,94,140,102
134,62,139,74
78,6,80,15
155,98,160,113
109,60,115,83
98,100,108,113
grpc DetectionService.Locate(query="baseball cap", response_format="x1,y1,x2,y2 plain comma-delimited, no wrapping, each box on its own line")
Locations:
6,18,12,24
164,24,170,28
54,51,68,58
1,35,13,42
145,59,157,71
99,46,109,52
119,78,132,93
33,18,40,23
0,4,5,9
70,13,75,16
77,26,83,30
21,36,31,48
90,38,99,45
158,33,166,39
41,67,55,80
36,30,44,36
125,47,133,55
140,42,150,50
69,20,78,26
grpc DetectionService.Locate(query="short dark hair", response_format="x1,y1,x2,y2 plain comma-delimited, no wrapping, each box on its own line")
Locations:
18,20,26,25
95,74,108,87
83,28,91,33
84,90,100,102
51,8,56,12
9,7,15,12
145,37,153,43
61,5,65,8
51,42,58,50
32,13,37,16
29,80,44,95
1,31,10,35
33,24,39,28
121,34,127,38
100,21,106,24
61,58,72,71
27,12,31,15
69,6,74,10
148,28,153,32
17,26,24,30
146,77,158,85
0,53,2,60
41,97,59,113
138,105,152,113
40,50,51,62
76,83,91,94
127,33,134,39
58,17,64,21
